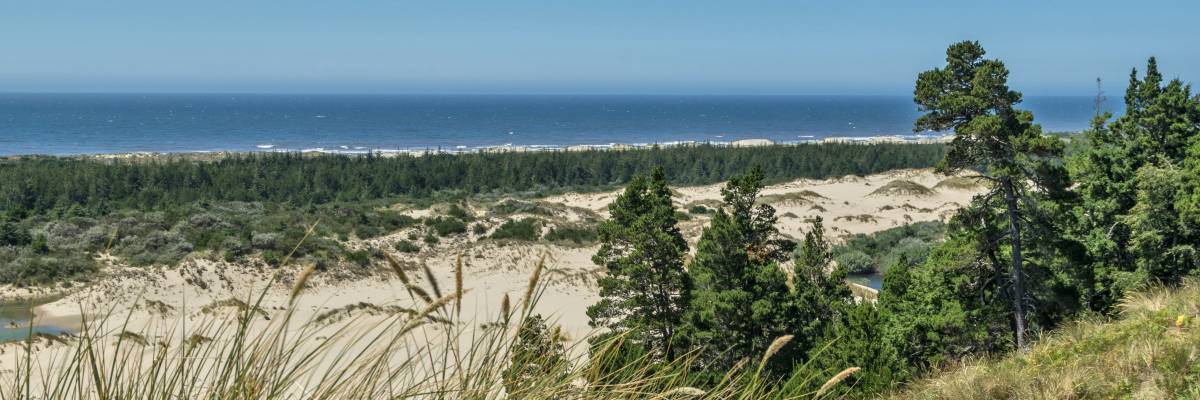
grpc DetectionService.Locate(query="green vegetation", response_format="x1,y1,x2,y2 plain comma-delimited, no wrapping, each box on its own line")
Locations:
894,282,1200,399
834,221,944,274
586,167,691,360
542,224,599,246
424,216,468,237
868,179,935,197
0,143,945,218
392,239,420,253
489,218,541,241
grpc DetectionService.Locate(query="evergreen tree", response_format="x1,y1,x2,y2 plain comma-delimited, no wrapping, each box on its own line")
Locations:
1070,58,1200,310
913,41,1069,348
687,167,817,378
586,167,691,360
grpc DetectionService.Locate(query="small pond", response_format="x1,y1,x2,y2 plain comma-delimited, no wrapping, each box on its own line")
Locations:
847,272,883,291
0,298,76,342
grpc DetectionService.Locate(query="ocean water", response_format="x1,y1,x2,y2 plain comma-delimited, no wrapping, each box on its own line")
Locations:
0,94,1118,156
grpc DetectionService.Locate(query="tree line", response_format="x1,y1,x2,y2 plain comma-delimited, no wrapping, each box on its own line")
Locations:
0,143,945,218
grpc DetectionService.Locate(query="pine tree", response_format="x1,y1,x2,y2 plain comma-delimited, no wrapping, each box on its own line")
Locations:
586,167,691,360
913,41,1069,349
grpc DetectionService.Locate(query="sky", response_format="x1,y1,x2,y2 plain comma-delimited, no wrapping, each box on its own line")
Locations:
1,0,1197,95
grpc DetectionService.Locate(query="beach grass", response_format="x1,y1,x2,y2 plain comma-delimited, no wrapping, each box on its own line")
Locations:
1,228,851,399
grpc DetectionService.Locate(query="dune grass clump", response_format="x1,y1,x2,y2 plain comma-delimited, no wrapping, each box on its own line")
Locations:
758,190,827,206
490,218,542,241
869,180,936,197
933,176,990,190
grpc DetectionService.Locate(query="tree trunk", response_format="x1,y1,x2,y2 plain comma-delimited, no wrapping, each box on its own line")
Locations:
1002,177,1027,349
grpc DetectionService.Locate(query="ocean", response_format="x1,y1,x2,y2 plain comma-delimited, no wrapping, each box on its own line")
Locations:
0,94,1117,156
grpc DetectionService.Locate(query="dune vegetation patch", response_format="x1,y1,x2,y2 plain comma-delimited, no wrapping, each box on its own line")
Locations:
869,180,937,197
758,190,827,206
933,176,990,190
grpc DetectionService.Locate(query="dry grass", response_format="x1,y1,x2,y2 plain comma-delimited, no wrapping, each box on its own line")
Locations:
932,176,990,191
891,280,1200,399
1,232,855,399
868,180,936,197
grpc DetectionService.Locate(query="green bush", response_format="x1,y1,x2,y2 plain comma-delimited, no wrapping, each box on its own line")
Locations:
394,239,420,253
543,224,598,245
446,204,476,222
688,205,710,214
835,250,875,274
423,233,440,245
490,218,541,241
471,223,488,235
0,247,96,286
424,217,468,237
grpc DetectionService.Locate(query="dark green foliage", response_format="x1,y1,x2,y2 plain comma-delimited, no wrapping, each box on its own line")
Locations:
914,40,1072,348
877,237,1011,368
489,218,541,241
30,234,49,254
344,248,375,268
393,239,420,253
0,144,945,218
0,222,31,247
587,167,690,361
687,205,709,214
1069,58,1200,311
471,223,488,235
424,216,468,237
446,204,476,222
542,224,598,245
803,302,909,397
687,167,838,379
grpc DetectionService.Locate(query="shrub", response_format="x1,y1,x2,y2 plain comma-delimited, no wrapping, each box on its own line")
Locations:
393,239,420,253
446,204,476,222
0,247,97,286
423,233,440,245
543,224,598,245
471,223,488,235
117,231,194,266
0,222,31,247
490,200,553,217
688,205,710,214
835,250,875,274
424,217,468,237
490,218,541,241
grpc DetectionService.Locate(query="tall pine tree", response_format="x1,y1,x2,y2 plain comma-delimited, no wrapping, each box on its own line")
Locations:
913,41,1069,348
586,167,691,360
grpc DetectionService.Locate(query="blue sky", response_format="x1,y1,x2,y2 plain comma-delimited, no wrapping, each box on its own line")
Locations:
1,0,1197,95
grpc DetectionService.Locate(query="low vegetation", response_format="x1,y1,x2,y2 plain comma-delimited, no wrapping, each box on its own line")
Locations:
834,221,944,274
894,281,1200,399
868,180,936,197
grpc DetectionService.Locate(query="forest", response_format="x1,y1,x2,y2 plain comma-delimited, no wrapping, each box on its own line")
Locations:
0,141,944,286
572,42,1200,397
